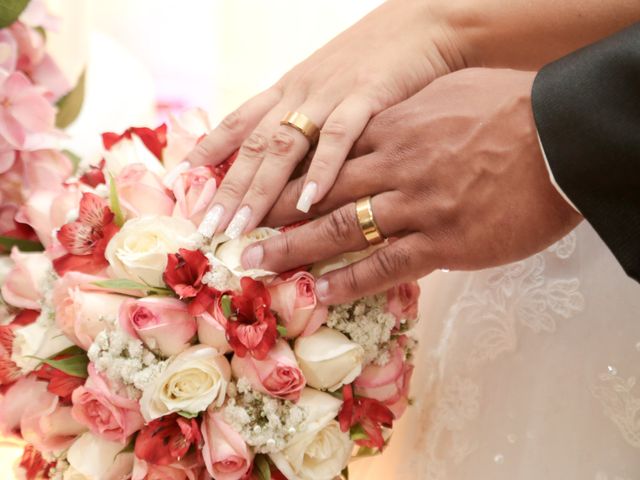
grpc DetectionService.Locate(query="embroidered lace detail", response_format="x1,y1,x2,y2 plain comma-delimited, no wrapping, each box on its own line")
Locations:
412,232,584,479
591,371,640,449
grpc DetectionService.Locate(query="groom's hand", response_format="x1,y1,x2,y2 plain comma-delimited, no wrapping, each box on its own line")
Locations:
242,69,582,304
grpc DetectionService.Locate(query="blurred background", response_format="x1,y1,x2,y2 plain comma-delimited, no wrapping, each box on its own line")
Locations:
1,0,383,476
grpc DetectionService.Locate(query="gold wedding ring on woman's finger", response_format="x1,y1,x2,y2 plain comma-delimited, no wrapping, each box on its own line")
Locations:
280,111,320,144
356,196,385,246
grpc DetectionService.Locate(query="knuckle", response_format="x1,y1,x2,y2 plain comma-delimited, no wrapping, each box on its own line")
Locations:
321,121,350,143
240,133,268,158
248,180,270,200
269,131,296,156
189,139,212,161
325,207,355,243
342,267,361,294
309,154,333,173
217,178,246,198
373,247,410,278
220,109,245,133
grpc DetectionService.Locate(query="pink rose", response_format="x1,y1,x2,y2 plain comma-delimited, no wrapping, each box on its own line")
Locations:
119,297,197,356
0,376,86,453
21,149,73,194
0,247,50,309
0,30,17,73
354,340,414,418
268,272,327,338
231,339,305,401
72,364,144,443
201,410,253,480
116,164,175,218
164,108,212,170
386,282,420,328
196,293,231,353
53,272,129,349
133,455,207,480
172,165,217,225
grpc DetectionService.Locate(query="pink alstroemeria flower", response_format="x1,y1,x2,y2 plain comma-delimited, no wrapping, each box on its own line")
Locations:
0,70,56,149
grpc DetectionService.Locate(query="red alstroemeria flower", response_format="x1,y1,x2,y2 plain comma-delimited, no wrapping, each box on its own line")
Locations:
163,248,210,300
18,445,54,480
79,159,106,187
103,124,168,161
226,277,278,360
35,357,85,404
338,384,394,450
210,149,237,186
0,325,21,386
53,192,119,276
135,413,203,466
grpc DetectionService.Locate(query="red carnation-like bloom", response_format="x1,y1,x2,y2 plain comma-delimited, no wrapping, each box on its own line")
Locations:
338,384,394,450
102,124,168,161
18,445,54,480
226,277,278,360
54,192,119,276
163,248,210,300
35,357,85,404
0,325,21,387
135,413,202,466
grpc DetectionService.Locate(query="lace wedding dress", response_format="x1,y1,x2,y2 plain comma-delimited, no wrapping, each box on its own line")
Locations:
351,222,640,479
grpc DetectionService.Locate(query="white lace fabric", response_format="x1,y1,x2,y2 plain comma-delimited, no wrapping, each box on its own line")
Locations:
351,223,640,480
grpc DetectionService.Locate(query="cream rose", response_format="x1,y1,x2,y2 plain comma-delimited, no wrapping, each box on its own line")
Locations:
140,345,230,421
269,388,352,480
208,228,278,281
294,327,364,392
11,318,73,373
67,432,134,480
105,215,197,287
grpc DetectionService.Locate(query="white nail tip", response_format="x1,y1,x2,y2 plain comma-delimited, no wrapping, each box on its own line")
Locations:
198,205,224,237
296,181,318,213
225,206,251,239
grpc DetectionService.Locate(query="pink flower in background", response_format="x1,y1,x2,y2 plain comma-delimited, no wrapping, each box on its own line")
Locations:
231,339,305,401
386,281,420,328
201,410,253,480
0,30,18,72
20,149,73,192
172,165,217,225
268,271,327,338
132,456,207,480
0,70,56,148
72,364,144,443
196,290,231,353
164,108,211,170
116,163,175,217
0,247,50,309
119,296,197,356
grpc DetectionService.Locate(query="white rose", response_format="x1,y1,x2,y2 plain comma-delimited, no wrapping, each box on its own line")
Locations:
67,432,134,480
294,327,364,392
103,133,166,177
105,215,198,287
270,388,352,480
11,318,73,373
208,228,279,281
140,345,230,421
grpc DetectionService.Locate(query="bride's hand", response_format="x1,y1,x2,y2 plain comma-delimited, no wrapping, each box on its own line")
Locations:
188,0,465,238
242,69,583,304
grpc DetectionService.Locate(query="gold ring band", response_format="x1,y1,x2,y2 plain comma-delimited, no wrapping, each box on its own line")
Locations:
356,196,385,246
280,111,320,144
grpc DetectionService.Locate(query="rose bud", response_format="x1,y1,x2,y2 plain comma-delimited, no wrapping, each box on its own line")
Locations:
201,410,253,480
268,271,327,338
231,339,305,401
294,327,364,392
119,297,197,356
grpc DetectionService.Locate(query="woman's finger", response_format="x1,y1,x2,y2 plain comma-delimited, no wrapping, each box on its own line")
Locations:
295,95,373,212
224,100,335,238
186,87,282,167
315,233,436,305
264,153,390,227
242,191,406,273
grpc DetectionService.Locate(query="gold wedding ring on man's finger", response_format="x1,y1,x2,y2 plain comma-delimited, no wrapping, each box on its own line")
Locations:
356,196,385,246
280,111,320,144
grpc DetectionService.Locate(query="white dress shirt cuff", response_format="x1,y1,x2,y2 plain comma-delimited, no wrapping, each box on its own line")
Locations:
537,132,581,214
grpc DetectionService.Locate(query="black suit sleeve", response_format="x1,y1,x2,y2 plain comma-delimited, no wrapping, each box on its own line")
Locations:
532,23,640,282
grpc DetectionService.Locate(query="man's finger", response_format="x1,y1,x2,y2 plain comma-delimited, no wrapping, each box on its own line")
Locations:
263,153,390,227
315,233,435,305
242,192,406,273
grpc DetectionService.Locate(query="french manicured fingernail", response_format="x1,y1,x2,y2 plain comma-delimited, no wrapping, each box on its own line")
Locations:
296,181,318,213
316,278,330,302
198,204,224,237
242,244,264,269
225,205,251,239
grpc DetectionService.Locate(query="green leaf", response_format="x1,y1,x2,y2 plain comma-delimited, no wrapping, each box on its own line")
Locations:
276,325,288,337
178,410,199,419
0,0,29,28
56,69,86,128
92,279,173,296
38,353,89,378
350,424,369,441
254,455,271,480
108,174,125,227
221,294,232,318
0,236,44,252
341,466,350,479
62,149,82,175
354,446,381,458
